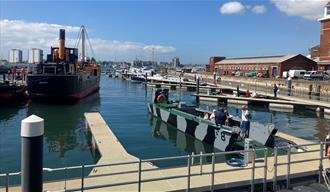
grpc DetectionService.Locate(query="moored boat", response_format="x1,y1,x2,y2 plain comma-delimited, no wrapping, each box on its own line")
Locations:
27,26,100,102
147,89,277,151
0,82,27,100
131,74,145,82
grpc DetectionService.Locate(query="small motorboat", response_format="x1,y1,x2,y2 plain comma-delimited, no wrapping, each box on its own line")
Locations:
147,89,277,151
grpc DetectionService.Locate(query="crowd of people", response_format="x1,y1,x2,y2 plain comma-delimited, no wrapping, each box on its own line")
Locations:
202,105,251,138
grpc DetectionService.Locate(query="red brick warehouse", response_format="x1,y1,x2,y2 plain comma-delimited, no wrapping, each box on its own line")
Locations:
209,55,316,78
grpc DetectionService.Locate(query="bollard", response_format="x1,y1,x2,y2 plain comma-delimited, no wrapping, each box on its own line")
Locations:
196,76,200,103
213,72,216,86
21,115,44,192
308,84,312,99
316,85,321,101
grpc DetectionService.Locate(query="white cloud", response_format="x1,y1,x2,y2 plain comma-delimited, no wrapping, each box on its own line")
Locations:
271,0,327,20
0,19,176,61
220,1,245,14
251,5,267,14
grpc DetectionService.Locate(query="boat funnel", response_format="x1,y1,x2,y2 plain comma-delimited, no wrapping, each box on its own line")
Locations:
58,29,65,60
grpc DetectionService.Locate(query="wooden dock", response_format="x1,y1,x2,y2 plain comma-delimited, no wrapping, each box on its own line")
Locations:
4,112,329,192
194,93,330,112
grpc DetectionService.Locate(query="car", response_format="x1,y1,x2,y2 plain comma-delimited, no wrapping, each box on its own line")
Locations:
303,71,328,80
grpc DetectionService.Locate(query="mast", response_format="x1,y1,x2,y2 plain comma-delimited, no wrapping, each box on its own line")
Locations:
81,25,85,63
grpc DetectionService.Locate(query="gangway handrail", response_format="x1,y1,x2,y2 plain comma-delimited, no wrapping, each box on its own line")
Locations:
1,141,328,192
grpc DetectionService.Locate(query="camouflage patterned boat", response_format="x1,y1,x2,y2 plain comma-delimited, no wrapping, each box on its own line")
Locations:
147,89,277,151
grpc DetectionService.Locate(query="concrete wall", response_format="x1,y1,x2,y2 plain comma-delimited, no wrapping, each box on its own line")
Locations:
220,76,330,95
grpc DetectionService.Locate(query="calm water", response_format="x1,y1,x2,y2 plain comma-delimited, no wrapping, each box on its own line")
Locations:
0,76,330,184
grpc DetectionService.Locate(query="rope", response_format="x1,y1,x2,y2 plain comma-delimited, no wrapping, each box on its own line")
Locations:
74,27,82,49
226,158,244,167
85,28,96,59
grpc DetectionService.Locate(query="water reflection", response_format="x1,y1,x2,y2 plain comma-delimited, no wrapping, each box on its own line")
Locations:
27,93,100,158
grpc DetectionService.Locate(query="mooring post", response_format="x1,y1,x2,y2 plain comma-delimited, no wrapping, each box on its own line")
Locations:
213,72,216,86
308,84,313,98
196,76,200,103
21,115,44,192
236,85,240,97
145,73,148,87
316,85,321,101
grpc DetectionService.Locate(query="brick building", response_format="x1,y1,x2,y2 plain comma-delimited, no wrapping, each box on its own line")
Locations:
208,56,225,73
317,1,330,71
213,54,317,78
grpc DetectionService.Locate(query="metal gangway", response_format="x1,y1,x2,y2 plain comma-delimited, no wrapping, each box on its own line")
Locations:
0,142,328,192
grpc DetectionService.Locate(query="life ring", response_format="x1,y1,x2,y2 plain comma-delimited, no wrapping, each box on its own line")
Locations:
327,146,330,160
226,158,244,167
157,94,166,103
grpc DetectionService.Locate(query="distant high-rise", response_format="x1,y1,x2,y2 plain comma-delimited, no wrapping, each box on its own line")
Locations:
172,57,180,68
9,49,23,63
28,48,43,64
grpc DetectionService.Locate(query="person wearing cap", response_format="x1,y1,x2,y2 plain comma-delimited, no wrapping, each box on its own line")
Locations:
240,105,250,138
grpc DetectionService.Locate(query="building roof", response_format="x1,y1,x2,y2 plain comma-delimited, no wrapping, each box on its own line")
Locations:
215,54,299,65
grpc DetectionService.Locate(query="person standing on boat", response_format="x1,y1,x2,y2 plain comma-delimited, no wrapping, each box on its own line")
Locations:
215,108,226,126
209,109,216,123
20,67,26,82
240,105,250,138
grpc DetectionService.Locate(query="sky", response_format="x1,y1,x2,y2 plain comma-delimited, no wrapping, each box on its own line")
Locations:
0,0,328,64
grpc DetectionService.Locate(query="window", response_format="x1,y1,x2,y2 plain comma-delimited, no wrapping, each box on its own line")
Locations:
327,7,330,15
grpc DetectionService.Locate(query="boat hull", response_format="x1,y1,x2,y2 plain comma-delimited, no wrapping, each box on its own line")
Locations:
148,103,276,151
27,73,100,102
148,103,240,151
0,84,26,100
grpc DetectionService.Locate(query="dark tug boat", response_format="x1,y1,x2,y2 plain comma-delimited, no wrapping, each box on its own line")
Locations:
27,26,100,102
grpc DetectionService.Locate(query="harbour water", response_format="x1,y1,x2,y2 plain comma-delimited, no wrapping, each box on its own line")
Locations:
1,76,330,184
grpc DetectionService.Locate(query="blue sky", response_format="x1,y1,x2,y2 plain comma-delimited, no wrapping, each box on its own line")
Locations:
0,0,326,63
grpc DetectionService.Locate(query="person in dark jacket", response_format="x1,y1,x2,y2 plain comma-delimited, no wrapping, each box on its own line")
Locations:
273,84,278,98
215,108,226,126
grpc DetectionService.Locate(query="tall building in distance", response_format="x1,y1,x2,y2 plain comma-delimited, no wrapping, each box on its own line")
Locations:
172,57,180,68
318,1,330,71
28,48,43,64
8,49,23,63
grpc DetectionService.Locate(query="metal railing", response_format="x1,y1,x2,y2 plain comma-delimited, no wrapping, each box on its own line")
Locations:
219,80,330,103
1,141,328,192
183,73,330,103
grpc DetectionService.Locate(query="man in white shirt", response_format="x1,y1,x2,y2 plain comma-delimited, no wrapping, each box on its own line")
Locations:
240,105,250,138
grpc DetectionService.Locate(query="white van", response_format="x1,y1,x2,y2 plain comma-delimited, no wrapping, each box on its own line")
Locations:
288,70,306,79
